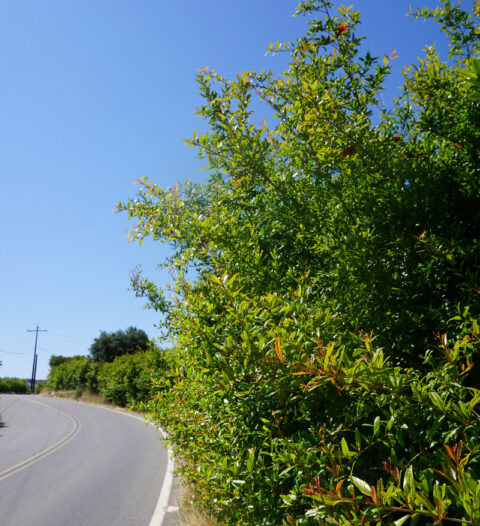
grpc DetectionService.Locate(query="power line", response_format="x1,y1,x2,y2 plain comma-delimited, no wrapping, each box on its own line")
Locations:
0,347,29,355
37,346,55,355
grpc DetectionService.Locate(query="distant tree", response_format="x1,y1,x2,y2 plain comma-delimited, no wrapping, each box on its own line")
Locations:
89,327,149,362
49,355,71,368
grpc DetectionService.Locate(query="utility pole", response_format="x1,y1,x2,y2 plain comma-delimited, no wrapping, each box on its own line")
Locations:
27,325,47,393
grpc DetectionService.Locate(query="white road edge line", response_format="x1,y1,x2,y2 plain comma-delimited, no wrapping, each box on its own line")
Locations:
100,408,175,526
49,399,175,526
148,427,175,526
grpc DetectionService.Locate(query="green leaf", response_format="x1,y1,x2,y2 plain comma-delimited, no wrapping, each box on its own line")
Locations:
280,493,296,506
393,515,411,526
324,342,334,369
403,465,416,501
352,476,371,496
222,366,235,383
373,416,380,437
247,449,255,472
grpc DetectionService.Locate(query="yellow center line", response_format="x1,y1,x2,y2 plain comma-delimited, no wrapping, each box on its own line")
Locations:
0,397,81,482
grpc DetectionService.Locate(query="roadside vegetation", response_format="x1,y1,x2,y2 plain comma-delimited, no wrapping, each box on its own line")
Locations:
42,327,165,407
119,0,480,524
0,377,28,394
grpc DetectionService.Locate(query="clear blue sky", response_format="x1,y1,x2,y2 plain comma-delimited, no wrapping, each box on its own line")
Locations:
0,1,469,380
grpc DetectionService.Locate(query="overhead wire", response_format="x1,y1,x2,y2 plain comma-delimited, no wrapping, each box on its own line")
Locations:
37,346,55,355
0,347,30,355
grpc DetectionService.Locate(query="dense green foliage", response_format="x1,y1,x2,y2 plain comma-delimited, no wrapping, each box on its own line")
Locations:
45,355,94,393
89,326,149,362
97,350,161,406
49,355,72,368
45,329,160,405
121,1,480,524
45,350,164,406
0,377,28,394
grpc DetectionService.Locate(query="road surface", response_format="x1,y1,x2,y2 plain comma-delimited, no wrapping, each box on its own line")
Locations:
0,394,175,526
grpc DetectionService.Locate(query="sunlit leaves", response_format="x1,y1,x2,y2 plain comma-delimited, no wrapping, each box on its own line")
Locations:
120,0,480,524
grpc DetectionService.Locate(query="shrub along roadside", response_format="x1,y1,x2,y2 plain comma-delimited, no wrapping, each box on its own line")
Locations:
0,377,28,394
120,0,480,524
43,348,165,407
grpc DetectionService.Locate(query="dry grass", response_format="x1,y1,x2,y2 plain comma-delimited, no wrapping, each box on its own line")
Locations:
178,485,219,526
180,506,218,526
39,390,121,409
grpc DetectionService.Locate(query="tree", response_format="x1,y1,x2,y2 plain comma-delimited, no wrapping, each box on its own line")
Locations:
89,327,149,363
49,355,71,368
121,1,480,524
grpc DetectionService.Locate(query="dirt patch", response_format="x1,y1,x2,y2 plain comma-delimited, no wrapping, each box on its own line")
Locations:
178,486,219,526
180,506,218,526
39,390,129,411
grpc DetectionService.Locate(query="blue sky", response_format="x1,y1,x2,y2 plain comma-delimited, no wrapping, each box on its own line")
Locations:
0,0,469,380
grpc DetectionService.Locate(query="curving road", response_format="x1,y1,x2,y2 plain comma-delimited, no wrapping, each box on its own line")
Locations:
0,394,174,526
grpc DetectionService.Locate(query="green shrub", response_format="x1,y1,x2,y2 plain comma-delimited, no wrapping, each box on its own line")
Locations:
85,360,100,394
45,349,164,407
0,377,28,394
49,355,72,368
120,0,480,524
97,350,158,406
45,356,90,391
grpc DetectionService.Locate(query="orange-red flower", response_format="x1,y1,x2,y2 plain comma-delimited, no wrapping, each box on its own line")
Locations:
336,23,347,36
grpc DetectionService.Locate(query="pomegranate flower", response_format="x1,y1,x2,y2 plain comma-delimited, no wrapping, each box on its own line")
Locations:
336,23,347,37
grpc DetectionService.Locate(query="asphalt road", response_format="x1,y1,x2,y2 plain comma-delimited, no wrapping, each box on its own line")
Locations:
0,394,175,526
